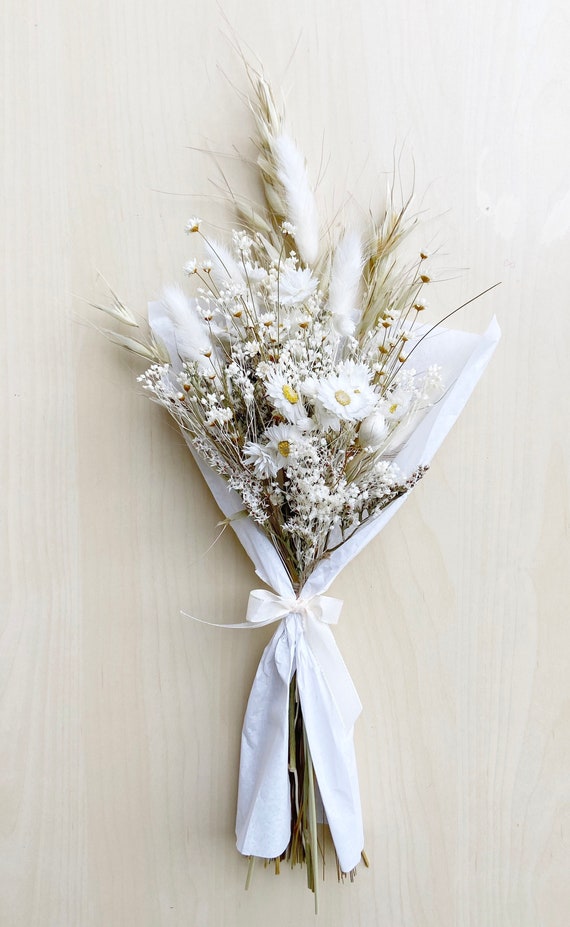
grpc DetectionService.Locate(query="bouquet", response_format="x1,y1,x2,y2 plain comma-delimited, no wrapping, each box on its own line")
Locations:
93,68,500,907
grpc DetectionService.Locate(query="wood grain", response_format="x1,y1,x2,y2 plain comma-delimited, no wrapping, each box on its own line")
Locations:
2,1,569,924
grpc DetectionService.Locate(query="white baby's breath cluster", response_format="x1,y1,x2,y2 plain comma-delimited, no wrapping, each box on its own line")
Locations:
104,74,444,588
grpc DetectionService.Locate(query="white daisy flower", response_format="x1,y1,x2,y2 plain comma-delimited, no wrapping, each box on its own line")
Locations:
184,217,201,233
265,370,309,425
264,424,306,468
276,266,318,306
314,361,377,428
243,423,306,477
243,443,279,479
380,385,414,421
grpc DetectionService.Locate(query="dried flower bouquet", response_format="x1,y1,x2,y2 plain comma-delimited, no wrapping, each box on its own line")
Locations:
92,68,499,907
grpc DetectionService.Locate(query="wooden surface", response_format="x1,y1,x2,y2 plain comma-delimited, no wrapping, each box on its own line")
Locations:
2,1,569,924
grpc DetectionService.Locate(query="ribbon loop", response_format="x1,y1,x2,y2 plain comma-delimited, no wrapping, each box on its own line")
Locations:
245,588,343,628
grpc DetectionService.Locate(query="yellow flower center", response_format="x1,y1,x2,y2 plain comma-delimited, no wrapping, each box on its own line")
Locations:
278,440,291,457
282,384,299,404
335,389,352,406
389,402,398,414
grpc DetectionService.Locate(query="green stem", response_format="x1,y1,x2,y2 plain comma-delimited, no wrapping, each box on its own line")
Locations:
303,724,319,915
245,855,255,890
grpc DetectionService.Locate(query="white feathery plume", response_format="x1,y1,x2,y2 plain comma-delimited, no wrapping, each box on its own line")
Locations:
161,285,215,374
272,133,319,266
204,240,247,291
328,231,364,337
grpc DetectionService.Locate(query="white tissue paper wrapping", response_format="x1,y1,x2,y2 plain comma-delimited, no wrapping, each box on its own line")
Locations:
149,300,500,873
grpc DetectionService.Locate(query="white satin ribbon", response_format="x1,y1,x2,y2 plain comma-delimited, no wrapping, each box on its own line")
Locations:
245,588,343,626
183,589,361,733
183,588,341,627
184,589,365,872
234,598,364,871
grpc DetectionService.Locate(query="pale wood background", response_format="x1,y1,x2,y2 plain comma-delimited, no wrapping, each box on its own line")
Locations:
2,1,569,924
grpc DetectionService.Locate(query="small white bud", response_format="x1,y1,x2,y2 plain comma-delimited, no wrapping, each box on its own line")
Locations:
358,412,388,450
185,217,202,233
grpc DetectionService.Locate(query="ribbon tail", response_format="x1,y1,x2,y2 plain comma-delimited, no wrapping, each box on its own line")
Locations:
235,619,295,858
296,634,364,873
181,610,282,630
304,619,362,731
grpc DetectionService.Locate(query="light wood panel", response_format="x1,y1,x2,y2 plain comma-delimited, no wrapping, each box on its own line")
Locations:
2,1,569,924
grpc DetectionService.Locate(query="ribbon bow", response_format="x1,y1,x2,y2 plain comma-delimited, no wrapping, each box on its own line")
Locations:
183,588,360,732
245,588,343,628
